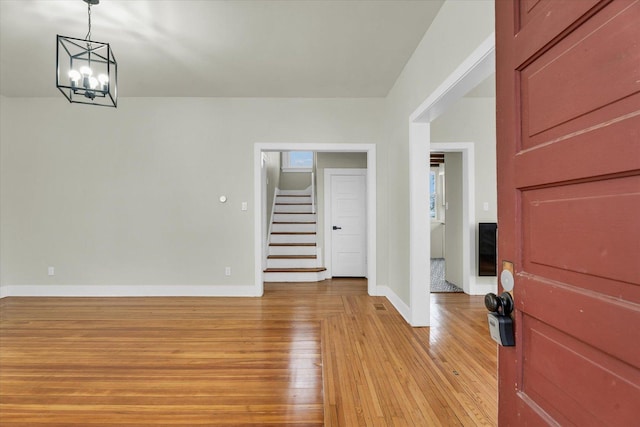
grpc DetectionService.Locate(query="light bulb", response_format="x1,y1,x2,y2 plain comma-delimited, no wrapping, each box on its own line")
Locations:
68,70,81,81
88,76,99,90
97,74,109,92
68,70,81,87
80,66,93,76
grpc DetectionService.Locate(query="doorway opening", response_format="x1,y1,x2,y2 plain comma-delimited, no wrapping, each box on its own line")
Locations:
253,143,377,297
408,34,495,326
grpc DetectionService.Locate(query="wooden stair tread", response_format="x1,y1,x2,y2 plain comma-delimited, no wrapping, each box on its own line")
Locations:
264,268,327,273
268,255,317,259
274,212,315,215
271,232,316,235
273,221,316,224
275,203,312,205
269,243,316,247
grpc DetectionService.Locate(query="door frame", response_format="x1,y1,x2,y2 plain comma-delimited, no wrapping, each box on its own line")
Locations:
324,168,368,278
254,143,377,297
408,33,495,326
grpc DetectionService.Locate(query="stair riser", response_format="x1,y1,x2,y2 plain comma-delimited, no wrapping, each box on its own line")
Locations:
269,246,316,256
278,190,311,196
263,271,326,282
271,223,316,233
273,213,316,222
267,258,319,269
274,204,313,213
270,234,316,244
276,196,312,204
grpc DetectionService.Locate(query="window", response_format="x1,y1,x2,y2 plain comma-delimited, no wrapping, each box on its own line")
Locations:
430,171,437,218
282,151,314,172
430,167,445,221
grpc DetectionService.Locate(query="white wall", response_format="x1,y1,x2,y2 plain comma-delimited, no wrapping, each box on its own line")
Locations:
383,0,495,304
0,1,496,307
279,171,311,191
0,97,383,295
443,152,463,288
0,96,6,295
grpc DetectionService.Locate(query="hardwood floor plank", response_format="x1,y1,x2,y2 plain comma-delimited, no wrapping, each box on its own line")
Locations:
0,279,497,426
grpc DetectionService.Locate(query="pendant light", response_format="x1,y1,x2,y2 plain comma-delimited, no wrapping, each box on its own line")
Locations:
56,0,117,107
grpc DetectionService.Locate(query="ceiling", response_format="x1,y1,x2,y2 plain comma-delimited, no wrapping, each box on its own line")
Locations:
0,0,446,98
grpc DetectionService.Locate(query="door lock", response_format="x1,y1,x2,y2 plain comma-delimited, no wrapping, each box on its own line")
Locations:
485,292,515,346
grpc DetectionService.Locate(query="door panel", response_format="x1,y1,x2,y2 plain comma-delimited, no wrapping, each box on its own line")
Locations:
496,0,640,425
520,1,640,150
331,174,366,277
514,0,605,66
522,176,640,288
522,315,639,426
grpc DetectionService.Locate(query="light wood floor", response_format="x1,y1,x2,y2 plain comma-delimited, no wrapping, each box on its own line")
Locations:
0,279,497,426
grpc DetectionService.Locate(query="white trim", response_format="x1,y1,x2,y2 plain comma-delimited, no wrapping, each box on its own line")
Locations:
0,284,261,298
410,33,495,124
409,123,432,326
377,285,411,325
281,168,313,173
254,143,377,297
474,283,497,296
324,168,367,279
408,33,495,326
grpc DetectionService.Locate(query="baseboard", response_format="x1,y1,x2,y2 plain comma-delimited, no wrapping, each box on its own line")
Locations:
470,282,497,296
375,285,411,325
0,284,262,298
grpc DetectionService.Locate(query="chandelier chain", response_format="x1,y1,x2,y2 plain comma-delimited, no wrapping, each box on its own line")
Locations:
85,2,92,41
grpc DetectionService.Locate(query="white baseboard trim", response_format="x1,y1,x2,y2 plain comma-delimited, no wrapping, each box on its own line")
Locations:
375,285,411,325
0,284,262,298
470,283,497,296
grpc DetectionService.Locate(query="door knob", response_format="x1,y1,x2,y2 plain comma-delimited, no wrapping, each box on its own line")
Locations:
484,292,514,316
332,226,342,230
485,292,515,346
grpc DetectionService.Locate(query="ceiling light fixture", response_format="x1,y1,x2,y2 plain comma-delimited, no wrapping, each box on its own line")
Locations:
56,0,117,107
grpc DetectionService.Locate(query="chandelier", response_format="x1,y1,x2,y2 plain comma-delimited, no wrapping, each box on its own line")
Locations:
56,0,117,107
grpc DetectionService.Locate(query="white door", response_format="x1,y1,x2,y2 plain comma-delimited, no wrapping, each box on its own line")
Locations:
330,172,366,277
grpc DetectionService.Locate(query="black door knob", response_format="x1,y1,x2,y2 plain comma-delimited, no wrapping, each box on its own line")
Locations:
484,292,514,316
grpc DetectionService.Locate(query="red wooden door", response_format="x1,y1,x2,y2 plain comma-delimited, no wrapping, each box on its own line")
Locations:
496,0,640,425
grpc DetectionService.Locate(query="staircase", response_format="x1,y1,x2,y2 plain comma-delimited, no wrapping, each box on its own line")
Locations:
263,189,327,282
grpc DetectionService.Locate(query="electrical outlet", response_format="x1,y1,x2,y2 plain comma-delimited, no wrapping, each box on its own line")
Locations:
48,266,55,276
225,267,231,276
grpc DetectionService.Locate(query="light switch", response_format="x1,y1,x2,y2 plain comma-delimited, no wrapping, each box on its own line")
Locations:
241,202,248,211
483,202,489,211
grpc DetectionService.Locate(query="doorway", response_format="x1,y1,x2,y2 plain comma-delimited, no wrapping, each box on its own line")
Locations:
324,169,367,278
408,34,495,326
253,143,377,297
